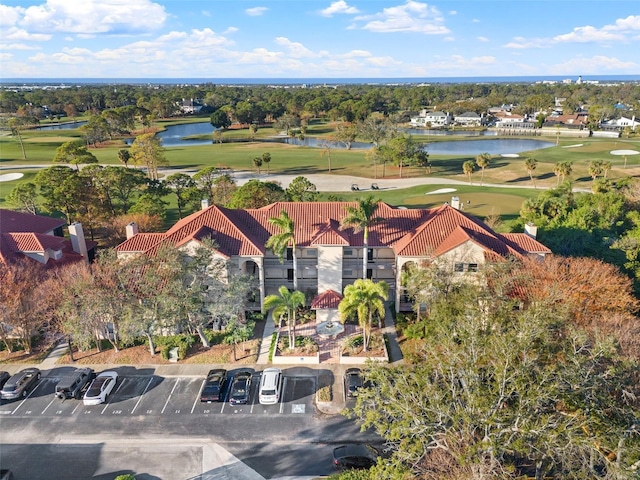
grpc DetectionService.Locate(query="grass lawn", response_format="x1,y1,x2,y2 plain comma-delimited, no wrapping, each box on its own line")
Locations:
1,123,639,232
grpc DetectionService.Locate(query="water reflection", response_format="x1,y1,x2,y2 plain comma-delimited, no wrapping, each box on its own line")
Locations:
37,121,87,130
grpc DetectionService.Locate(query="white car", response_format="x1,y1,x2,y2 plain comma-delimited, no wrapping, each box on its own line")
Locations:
83,371,118,405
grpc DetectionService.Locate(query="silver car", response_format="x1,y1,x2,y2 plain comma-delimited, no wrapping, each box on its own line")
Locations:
0,368,41,401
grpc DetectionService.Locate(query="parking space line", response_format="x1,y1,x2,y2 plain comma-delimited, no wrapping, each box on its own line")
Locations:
279,377,288,414
41,397,56,414
72,402,81,414
101,377,127,415
131,377,154,415
161,379,179,414
11,383,39,415
190,380,205,414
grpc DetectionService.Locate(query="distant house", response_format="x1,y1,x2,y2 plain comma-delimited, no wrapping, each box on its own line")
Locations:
454,112,483,127
600,116,639,131
543,112,589,129
0,209,96,266
179,98,203,114
493,112,536,130
117,200,551,313
410,110,453,128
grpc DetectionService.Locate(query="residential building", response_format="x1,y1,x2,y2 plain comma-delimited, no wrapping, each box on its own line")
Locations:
410,110,453,128
116,200,551,313
454,111,483,126
0,208,96,266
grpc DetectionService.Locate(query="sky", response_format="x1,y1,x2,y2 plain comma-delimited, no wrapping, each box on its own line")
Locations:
0,0,639,79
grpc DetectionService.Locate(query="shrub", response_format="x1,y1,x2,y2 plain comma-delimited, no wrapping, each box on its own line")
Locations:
114,475,136,480
153,334,196,360
317,385,332,402
268,332,278,362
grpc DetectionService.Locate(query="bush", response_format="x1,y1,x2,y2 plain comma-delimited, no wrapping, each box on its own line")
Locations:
268,332,278,362
114,475,136,480
153,334,196,360
279,335,318,354
317,385,332,402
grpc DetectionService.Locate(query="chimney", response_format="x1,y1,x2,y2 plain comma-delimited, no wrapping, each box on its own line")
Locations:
125,222,139,239
451,196,460,210
201,198,210,210
524,222,538,239
68,222,88,259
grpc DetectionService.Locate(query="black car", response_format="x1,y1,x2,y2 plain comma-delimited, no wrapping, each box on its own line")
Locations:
333,445,377,470
229,370,252,405
200,369,227,402
55,368,94,400
0,368,41,401
344,368,363,397
0,371,10,390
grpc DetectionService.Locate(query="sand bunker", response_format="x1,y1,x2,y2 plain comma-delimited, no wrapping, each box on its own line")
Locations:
610,149,639,156
500,153,519,158
0,172,24,182
425,188,457,195
563,144,583,148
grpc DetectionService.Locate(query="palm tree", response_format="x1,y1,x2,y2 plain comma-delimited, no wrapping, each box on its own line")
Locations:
463,160,476,185
252,156,262,175
475,152,491,186
263,286,305,350
524,157,537,189
340,196,384,280
266,209,298,290
588,160,604,181
338,279,389,352
553,161,573,185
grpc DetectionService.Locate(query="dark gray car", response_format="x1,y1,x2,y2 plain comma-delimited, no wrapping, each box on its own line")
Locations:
55,368,94,399
0,368,41,401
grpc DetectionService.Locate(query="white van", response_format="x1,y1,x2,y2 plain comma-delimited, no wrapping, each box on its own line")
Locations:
259,368,282,405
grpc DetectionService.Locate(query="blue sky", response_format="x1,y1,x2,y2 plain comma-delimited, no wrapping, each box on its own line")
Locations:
0,0,639,79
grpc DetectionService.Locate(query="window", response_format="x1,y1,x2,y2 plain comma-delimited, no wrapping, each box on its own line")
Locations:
287,269,294,281
367,249,374,262
286,248,293,261
305,249,317,257
454,263,479,273
367,269,373,279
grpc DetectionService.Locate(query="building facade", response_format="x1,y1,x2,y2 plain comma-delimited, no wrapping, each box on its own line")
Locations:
116,200,551,313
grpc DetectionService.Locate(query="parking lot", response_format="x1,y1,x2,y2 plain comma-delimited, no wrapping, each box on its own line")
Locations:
0,368,318,419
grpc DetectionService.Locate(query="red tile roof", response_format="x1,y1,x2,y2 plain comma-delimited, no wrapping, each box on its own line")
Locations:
0,209,66,234
311,289,343,309
1,232,66,252
117,201,550,260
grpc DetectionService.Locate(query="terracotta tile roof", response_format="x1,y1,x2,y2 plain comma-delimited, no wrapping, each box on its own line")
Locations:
116,233,167,253
1,232,66,252
117,201,547,261
311,289,343,309
501,233,552,254
311,219,350,246
0,209,66,234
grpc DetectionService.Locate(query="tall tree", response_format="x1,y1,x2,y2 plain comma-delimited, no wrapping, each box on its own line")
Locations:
266,209,298,290
338,279,389,351
261,152,271,174
263,285,305,350
524,156,538,189
165,172,198,218
286,176,318,202
130,133,168,181
341,196,384,280
7,182,39,214
475,152,491,186
463,160,476,184
53,141,98,171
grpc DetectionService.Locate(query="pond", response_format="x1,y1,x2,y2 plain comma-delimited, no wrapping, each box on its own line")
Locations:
424,138,555,156
37,121,87,130
85,121,556,155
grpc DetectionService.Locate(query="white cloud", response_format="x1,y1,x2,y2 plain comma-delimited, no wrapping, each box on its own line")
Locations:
320,1,360,17
0,4,24,27
503,37,549,49
477,36,489,42
274,37,319,58
550,55,637,74
604,15,640,32
0,42,41,51
245,7,268,17
357,1,450,34
553,25,622,43
1,27,51,41
223,27,238,35
19,0,167,35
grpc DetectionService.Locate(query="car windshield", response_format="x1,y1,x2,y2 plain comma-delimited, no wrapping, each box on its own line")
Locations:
232,387,246,396
87,378,107,396
262,389,275,396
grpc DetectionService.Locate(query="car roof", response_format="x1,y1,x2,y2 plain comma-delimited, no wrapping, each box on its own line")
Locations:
334,444,376,458
207,369,226,377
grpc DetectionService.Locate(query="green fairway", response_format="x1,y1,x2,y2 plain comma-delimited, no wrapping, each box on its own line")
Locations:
1,123,639,232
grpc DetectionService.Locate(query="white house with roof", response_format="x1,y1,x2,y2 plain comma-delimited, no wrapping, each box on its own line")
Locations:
454,112,483,126
410,110,453,128
116,200,550,314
